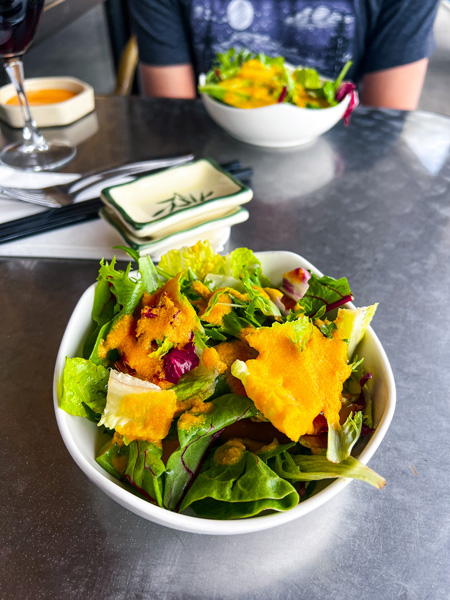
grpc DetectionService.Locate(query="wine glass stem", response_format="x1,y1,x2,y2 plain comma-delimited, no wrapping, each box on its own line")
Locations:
3,57,46,150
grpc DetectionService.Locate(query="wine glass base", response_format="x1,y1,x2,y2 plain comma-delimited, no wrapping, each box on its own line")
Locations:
0,140,76,171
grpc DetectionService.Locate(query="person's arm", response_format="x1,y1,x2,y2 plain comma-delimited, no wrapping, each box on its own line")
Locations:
361,58,429,110
129,0,195,98
140,63,196,99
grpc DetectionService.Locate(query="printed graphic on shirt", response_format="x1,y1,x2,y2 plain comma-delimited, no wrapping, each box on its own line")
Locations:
190,0,355,79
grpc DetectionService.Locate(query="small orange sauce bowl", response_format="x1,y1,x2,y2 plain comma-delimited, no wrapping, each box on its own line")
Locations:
0,76,95,128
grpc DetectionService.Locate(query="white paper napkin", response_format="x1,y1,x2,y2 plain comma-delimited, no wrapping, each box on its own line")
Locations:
0,166,134,261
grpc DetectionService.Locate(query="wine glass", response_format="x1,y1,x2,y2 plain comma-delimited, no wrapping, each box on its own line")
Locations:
0,0,75,170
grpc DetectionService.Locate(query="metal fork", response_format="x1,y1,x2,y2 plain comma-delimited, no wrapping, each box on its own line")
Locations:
0,153,194,208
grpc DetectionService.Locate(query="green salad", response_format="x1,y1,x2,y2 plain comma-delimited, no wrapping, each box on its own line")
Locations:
59,242,384,520
199,48,357,116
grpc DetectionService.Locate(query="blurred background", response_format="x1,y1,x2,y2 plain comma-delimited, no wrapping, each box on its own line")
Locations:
3,0,449,115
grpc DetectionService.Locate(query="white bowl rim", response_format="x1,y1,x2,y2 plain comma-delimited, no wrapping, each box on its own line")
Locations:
53,249,396,535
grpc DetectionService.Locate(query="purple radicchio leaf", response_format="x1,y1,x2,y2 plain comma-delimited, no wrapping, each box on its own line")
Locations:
361,424,375,436
278,85,287,103
336,82,359,126
282,268,312,301
164,342,200,384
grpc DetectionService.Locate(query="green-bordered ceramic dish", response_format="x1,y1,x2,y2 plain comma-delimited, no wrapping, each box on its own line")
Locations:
100,158,253,238
100,205,249,258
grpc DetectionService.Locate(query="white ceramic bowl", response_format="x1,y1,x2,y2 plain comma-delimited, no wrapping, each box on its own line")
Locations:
199,74,351,148
53,250,395,535
0,77,95,128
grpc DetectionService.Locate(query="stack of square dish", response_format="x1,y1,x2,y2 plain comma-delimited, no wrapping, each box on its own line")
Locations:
100,158,252,258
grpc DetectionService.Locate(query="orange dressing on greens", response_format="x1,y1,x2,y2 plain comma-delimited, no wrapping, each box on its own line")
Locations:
241,319,352,441
217,59,330,109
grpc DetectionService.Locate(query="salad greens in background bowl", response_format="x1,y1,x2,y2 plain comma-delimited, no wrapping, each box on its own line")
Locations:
199,49,358,147
53,242,395,535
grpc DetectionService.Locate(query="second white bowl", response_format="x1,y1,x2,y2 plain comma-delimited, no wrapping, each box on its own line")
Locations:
199,74,351,148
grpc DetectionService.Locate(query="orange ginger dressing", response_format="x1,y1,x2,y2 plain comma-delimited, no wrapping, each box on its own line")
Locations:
6,89,77,106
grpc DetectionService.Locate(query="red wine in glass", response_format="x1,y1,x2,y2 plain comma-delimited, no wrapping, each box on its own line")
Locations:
0,0,45,57
0,0,76,170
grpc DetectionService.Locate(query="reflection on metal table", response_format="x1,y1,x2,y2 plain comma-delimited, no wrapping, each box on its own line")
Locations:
1,97,450,600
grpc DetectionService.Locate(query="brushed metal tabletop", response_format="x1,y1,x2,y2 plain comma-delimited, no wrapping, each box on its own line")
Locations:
1,98,449,600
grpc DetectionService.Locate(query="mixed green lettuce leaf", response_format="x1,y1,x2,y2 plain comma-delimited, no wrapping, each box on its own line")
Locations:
125,441,166,506
180,448,299,519
60,357,109,419
268,452,385,489
164,394,258,511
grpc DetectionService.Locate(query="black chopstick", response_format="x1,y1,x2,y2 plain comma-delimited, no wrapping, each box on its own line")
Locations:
0,162,253,246
0,199,103,244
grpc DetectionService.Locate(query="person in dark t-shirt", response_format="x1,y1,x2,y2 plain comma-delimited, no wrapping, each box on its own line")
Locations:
128,0,439,109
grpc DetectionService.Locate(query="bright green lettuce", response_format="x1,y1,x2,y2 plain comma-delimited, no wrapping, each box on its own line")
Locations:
148,338,173,360
114,245,162,296
137,254,161,295
198,83,248,103
201,48,353,109
203,246,270,291
158,242,278,339
158,240,225,281
228,247,264,280
327,411,363,463
294,60,352,106
205,47,253,83
292,454,384,489
242,275,281,320
339,305,378,359
285,317,314,350
180,448,298,519
293,67,321,89
85,259,143,364
172,365,218,403
82,259,121,358
88,320,117,367
124,441,166,506
95,435,166,505
267,450,385,488
158,241,266,287
164,394,258,511
343,363,374,428
293,273,353,318
59,357,109,418
96,436,129,479
84,253,161,362
94,259,142,317
220,310,255,338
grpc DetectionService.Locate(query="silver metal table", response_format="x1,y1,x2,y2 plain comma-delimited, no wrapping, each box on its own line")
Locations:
1,98,449,600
